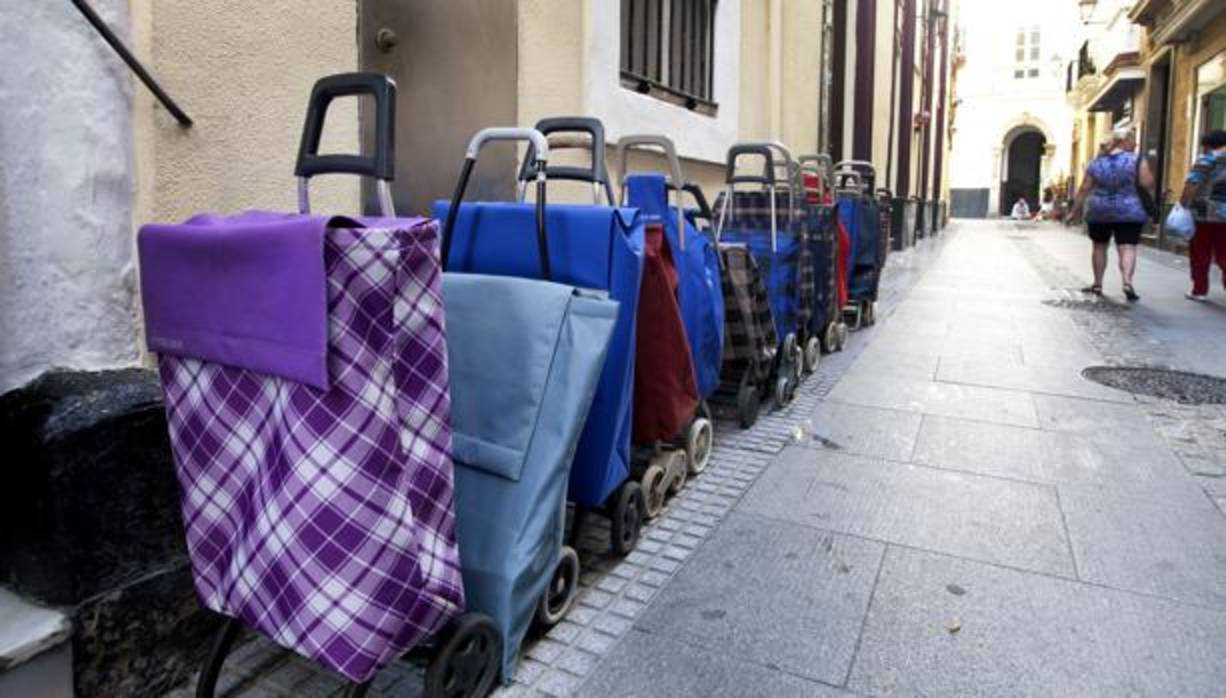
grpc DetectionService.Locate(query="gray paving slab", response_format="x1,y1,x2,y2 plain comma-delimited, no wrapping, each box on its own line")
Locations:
804,401,923,462
582,629,855,698
847,347,941,381
849,546,1226,697
828,374,1040,428
911,415,1206,505
1058,486,1226,608
740,447,1075,576
633,512,884,686
1032,392,1158,437
936,356,1132,402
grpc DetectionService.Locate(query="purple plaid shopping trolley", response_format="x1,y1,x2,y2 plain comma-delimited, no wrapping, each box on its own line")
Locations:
141,211,464,683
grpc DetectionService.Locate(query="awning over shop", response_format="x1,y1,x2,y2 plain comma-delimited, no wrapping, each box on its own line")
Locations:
1088,67,1145,113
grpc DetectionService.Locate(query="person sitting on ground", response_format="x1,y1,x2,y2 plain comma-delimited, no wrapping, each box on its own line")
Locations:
1010,197,1031,220
1069,127,1155,302
1180,129,1226,301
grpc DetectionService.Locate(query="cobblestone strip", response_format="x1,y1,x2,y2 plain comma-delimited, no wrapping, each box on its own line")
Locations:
166,232,950,698
1012,236,1226,514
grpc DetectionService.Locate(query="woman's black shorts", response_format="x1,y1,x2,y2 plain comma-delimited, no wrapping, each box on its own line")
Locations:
1087,222,1143,245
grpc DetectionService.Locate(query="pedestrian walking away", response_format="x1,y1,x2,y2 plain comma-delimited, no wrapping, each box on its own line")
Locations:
1180,129,1226,301
1069,127,1156,302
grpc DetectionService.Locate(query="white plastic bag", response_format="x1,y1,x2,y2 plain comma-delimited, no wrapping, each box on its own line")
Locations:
1165,204,1195,240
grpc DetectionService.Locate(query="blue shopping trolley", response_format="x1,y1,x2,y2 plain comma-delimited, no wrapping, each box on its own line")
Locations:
437,126,649,557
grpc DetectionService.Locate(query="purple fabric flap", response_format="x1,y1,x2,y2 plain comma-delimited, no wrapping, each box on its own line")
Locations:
139,211,343,390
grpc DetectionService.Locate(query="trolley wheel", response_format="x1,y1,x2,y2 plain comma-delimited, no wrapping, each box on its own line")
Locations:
775,376,793,407
425,613,501,698
664,449,688,495
836,322,849,349
640,463,668,519
610,481,644,556
803,336,822,374
685,417,714,475
867,301,878,326
736,384,760,429
782,333,798,362
823,323,840,354
535,546,580,628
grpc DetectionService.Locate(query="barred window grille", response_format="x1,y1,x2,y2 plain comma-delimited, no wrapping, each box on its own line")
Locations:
621,0,718,111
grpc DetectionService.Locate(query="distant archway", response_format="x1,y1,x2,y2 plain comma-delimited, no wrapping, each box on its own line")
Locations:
1000,129,1046,216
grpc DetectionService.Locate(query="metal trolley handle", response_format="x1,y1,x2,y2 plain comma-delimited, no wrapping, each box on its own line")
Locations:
616,134,689,250
834,160,877,195
799,154,834,196
718,141,799,250
294,72,398,217
517,116,615,205
441,128,553,281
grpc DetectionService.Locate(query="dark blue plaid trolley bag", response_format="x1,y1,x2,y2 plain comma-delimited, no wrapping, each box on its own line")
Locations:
714,142,815,412
834,160,886,329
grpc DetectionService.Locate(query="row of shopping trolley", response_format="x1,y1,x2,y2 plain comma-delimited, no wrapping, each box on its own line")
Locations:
136,73,895,697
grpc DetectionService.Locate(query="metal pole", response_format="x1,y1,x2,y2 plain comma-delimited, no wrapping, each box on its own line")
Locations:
70,0,193,128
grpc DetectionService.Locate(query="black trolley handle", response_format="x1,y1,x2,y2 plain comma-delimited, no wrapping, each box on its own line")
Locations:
440,128,553,281
517,117,614,205
616,134,689,250
718,141,798,251
295,72,397,217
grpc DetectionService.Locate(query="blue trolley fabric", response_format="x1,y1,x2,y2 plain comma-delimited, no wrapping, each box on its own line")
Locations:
625,174,724,399
435,200,646,508
837,197,883,301
806,203,837,336
443,273,617,681
716,190,809,341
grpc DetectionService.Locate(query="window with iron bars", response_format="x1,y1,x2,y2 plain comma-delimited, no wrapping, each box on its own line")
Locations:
620,0,718,113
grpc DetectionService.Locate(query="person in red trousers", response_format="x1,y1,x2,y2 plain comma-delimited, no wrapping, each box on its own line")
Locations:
1182,130,1226,301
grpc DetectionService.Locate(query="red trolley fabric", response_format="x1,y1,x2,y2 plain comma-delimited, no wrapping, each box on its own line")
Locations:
633,224,700,444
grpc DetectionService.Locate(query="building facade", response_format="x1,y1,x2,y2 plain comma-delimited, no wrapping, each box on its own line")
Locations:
948,0,1079,218
1064,0,1225,242
1129,0,1226,209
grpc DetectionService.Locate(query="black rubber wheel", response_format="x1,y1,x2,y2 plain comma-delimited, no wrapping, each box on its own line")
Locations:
610,481,644,556
535,546,580,628
736,383,760,429
425,613,501,698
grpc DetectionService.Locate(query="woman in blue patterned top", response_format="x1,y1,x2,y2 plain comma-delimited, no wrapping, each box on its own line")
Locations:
1070,128,1156,302
1179,130,1226,301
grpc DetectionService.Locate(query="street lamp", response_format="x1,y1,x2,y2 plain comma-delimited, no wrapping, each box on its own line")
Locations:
1078,0,1098,24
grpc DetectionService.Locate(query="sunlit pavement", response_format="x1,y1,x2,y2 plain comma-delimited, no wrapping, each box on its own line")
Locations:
579,219,1226,697
170,220,1226,697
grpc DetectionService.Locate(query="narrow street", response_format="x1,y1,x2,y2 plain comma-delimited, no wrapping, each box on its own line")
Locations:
577,220,1226,697
188,220,1226,697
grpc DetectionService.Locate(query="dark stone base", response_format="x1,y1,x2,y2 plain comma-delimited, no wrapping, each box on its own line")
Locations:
0,368,211,697
0,368,184,605
73,561,218,698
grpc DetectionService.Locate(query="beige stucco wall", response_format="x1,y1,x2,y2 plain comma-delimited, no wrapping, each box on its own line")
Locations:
739,0,772,141
872,0,897,174
780,0,821,155
132,0,360,227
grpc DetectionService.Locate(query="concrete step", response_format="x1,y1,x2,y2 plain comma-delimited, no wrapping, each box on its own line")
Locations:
0,587,73,697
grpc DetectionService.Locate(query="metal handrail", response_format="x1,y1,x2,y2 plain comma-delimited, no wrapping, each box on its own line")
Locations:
70,0,192,127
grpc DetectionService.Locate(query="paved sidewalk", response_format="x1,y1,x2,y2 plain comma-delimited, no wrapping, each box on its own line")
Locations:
170,220,1226,696
580,220,1226,697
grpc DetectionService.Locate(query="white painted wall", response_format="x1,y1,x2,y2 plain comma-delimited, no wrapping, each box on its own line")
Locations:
948,0,1078,214
586,0,741,164
0,0,140,392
